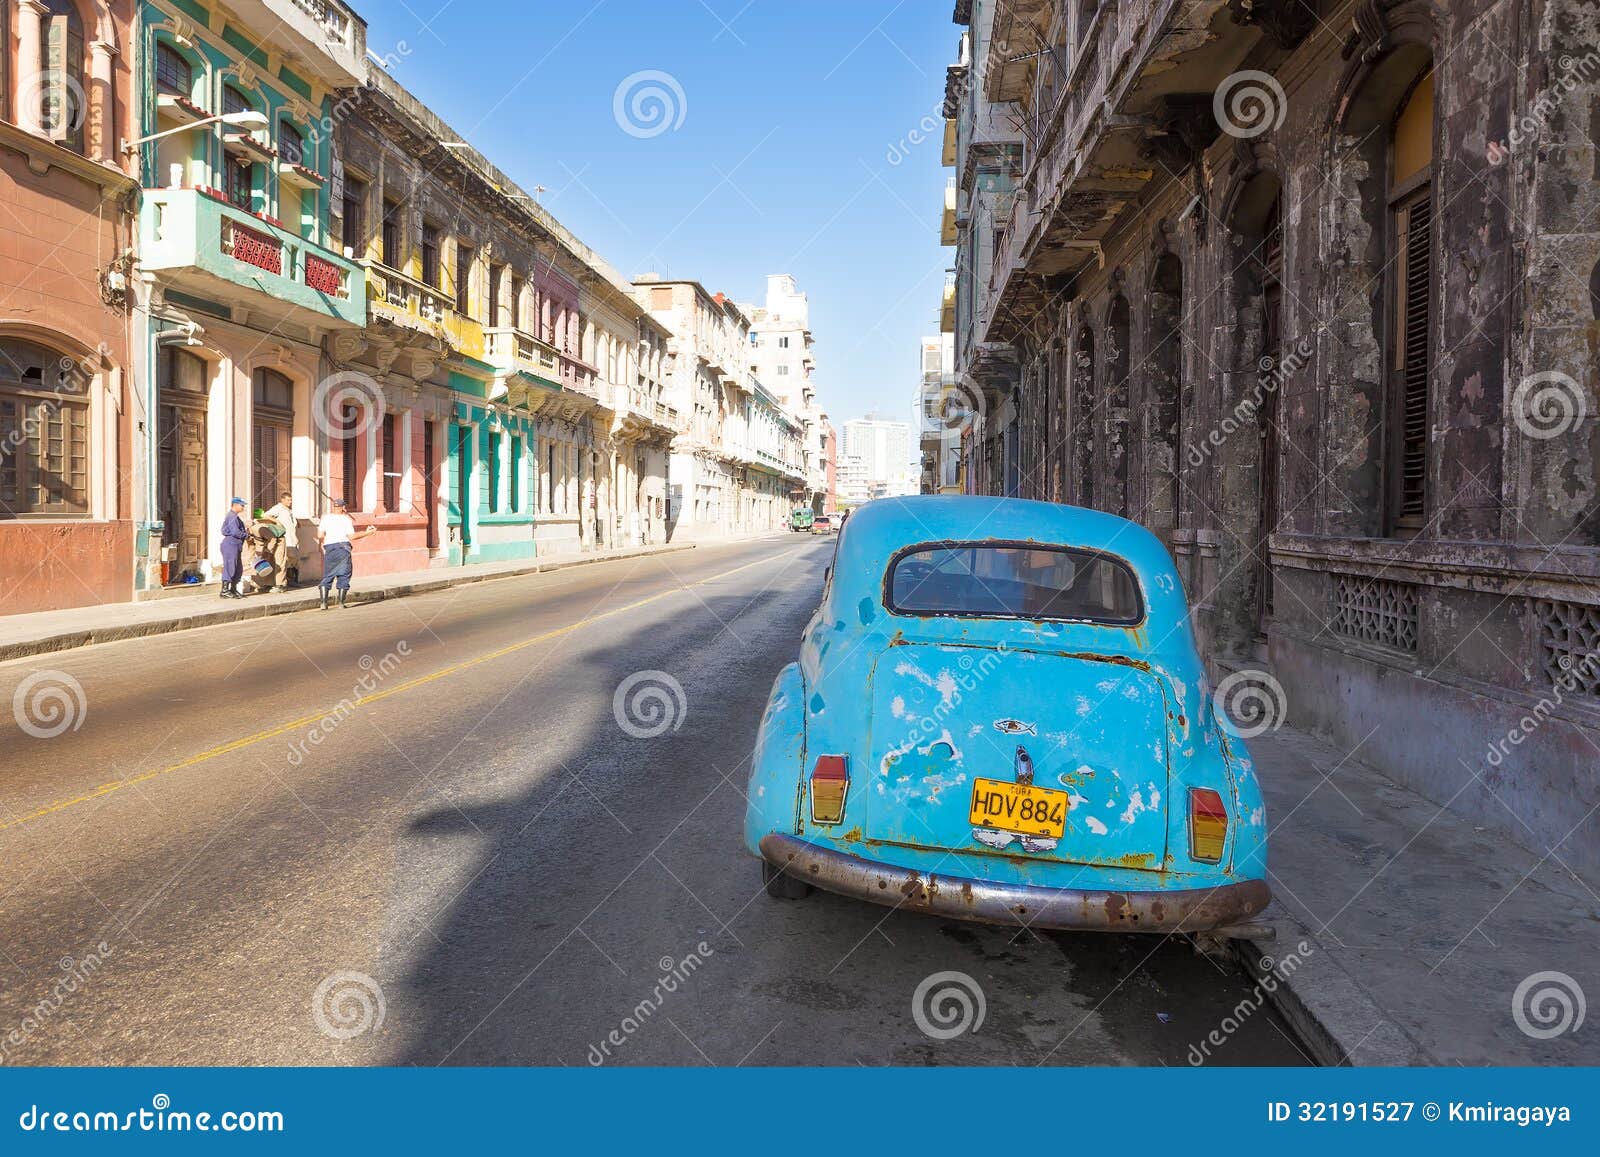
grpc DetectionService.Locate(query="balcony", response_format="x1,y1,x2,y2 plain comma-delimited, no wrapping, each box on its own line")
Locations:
227,0,367,87
559,351,598,397
940,273,956,334
369,263,453,335
982,0,1279,344
941,177,958,246
484,326,561,387
942,118,957,166
139,188,364,329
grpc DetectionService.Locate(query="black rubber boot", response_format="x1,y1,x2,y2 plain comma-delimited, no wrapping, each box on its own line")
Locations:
337,588,348,609
319,587,329,611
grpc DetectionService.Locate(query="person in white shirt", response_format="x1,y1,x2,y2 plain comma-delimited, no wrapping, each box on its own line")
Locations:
257,492,298,593
316,497,378,610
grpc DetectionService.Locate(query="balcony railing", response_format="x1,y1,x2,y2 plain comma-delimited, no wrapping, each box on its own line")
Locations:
371,263,452,325
484,326,561,381
220,219,283,276
139,188,362,325
292,0,351,41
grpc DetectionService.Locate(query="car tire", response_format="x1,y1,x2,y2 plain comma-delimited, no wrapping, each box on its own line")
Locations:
762,859,813,900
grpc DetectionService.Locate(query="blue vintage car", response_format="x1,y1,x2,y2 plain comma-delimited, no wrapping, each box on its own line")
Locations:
744,495,1270,933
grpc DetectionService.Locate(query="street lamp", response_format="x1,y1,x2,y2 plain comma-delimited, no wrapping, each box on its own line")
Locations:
121,109,270,154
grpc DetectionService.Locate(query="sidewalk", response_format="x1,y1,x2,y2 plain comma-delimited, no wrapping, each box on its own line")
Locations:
0,539,714,664
1238,722,1600,1066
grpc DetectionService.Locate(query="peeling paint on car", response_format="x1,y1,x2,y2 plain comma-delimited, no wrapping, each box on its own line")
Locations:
742,497,1270,930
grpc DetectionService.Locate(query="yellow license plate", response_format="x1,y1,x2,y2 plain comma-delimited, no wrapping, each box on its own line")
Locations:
968,778,1069,839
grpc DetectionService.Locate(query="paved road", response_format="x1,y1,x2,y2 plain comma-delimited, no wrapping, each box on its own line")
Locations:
0,537,1308,1066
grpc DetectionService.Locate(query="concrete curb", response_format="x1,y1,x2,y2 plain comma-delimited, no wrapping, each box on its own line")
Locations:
1230,908,1431,1067
0,542,699,665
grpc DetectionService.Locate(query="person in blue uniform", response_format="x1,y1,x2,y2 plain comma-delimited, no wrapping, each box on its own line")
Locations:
220,497,248,599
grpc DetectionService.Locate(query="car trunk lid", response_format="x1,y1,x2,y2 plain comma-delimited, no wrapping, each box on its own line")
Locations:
863,643,1171,870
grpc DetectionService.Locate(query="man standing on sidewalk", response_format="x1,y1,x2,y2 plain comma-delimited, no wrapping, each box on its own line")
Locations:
316,498,378,610
258,492,298,592
220,498,248,599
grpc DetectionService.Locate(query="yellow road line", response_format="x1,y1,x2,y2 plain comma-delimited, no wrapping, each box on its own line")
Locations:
0,547,806,835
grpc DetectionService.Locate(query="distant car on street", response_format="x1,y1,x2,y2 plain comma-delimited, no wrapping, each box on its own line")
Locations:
810,515,834,535
744,495,1270,934
790,508,815,532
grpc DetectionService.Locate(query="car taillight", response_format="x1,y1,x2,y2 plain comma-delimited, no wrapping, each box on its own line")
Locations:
810,755,848,825
1189,788,1227,863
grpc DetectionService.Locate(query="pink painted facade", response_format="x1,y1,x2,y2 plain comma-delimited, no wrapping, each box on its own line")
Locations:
325,409,441,578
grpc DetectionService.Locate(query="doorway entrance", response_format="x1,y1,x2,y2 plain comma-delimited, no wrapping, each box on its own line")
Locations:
157,346,208,583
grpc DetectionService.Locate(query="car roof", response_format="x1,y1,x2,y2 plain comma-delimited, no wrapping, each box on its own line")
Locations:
827,495,1192,657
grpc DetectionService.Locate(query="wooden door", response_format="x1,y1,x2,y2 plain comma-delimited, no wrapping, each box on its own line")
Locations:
159,403,207,578
424,421,439,550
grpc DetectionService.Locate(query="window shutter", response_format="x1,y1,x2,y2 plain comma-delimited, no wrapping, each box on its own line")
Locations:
44,15,70,144
1397,195,1432,527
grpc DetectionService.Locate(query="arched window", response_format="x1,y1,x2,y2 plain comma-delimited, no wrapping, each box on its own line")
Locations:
1388,68,1434,533
251,369,294,512
1148,252,1184,537
1,338,91,518
155,42,192,98
1255,194,1284,624
1104,294,1131,517
41,0,85,153
1332,44,1436,536
222,85,257,209
277,116,304,166
1221,168,1284,648
1071,325,1095,507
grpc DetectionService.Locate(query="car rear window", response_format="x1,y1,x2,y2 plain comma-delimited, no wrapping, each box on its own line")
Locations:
887,543,1143,624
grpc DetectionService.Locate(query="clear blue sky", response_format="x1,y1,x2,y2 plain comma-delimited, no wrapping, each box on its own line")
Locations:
357,0,954,430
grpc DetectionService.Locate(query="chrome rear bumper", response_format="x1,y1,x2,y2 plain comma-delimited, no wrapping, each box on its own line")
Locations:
759,834,1270,934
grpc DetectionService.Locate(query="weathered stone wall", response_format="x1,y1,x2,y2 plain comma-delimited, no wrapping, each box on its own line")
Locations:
970,0,1600,880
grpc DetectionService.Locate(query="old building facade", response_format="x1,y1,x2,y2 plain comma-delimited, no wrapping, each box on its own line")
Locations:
2,0,138,613
744,273,830,514
330,67,675,570
132,0,367,590
635,277,805,538
947,0,1600,879
2,0,821,619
